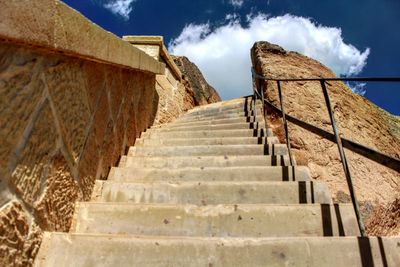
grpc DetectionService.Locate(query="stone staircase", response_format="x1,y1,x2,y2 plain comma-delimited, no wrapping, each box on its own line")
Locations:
35,97,399,266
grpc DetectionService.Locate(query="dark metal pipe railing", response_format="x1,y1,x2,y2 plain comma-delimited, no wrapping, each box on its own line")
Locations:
320,80,365,236
251,67,400,237
277,81,294,166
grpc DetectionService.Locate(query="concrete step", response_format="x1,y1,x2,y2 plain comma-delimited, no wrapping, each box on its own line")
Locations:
177,110,262,122
128,144,288,157
141,128,273,139
93,180,332,205
118,155,290,168
163,116,263,127
136,136,279,147
108,166,310,182
189,97,259,107
185,103,263,116
190,97,260,107
35,234,400,267
70,203,360,237
147,122,265,133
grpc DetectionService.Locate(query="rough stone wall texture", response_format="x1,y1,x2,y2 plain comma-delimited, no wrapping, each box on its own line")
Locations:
153,56,221,125
173,56,221,105
0,42,158,266
251,42,400,235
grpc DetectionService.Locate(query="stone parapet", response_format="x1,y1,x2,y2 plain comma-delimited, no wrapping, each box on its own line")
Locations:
0,0,165,75
123,35,182,81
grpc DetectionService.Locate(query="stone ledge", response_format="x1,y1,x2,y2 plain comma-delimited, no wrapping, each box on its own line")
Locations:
0,0,165,75
123,35,182,81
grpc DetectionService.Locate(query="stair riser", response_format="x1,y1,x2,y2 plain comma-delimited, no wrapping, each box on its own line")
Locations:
108,166,309,182
71,204,360,237
178,110,262,121
148,122,265,132
141,129,273,139
154,119,264,129
166,117,262,127
188,99,258,112
128,144,288,157
95,181,332,205
36,234,400,267
118,155,290,168
186,104,263,116
135,137,279,147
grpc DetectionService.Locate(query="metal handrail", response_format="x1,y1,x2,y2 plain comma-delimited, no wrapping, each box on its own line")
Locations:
251,67,400,237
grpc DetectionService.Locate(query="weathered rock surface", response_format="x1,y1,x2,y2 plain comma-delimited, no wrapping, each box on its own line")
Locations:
152,56,221,125
251,41,400,235
0,201,42,267
172,56,221,105
366,196,400,236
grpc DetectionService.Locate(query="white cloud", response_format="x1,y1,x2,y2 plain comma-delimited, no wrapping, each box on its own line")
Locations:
169,14,370,99
229,0,245,8
347,82,367,96
103,0,136,20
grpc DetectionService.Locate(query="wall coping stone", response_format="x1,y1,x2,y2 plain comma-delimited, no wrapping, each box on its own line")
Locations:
0,0,165,75
123,35,182,81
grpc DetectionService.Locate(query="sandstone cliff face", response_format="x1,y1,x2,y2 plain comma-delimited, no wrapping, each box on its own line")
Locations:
251,42,400,235
172,56,221,105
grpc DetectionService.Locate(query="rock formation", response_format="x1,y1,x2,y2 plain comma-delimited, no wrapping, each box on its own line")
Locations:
251,41,400,235
172,56,221,105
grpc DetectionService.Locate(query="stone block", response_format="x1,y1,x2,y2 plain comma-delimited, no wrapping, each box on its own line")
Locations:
134,74,157,133
121,68,136,105
99,123,118,179
125,112,137,146
78,130,100,201
44,59,91,162
91,91,110,147
0,200,42,266
114,111,126,157
0,1,165,74
82,61,105,112
54,2,108,62
34,154,80,232
0,0,56,47
105,68,124,121
0,201,29,266
11,102,57,206
0,44,45,176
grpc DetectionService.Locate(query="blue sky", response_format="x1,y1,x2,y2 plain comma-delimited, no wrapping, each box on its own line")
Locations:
63,0,400,115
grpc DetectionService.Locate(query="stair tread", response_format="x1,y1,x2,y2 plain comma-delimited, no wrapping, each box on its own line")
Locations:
35,233,400,267
71,203,359,237
119,154,290,168
128,143,288,157
109,165,310,182
94,180,332,204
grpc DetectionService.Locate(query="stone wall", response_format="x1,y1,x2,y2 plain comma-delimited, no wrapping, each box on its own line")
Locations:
251,42,400,235
0,2,221,265
0,42,158,266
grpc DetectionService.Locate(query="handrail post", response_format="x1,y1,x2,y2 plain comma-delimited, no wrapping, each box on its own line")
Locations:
251,72,257,124
320,80,366,237
260,79,267,127
277,81,294,166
